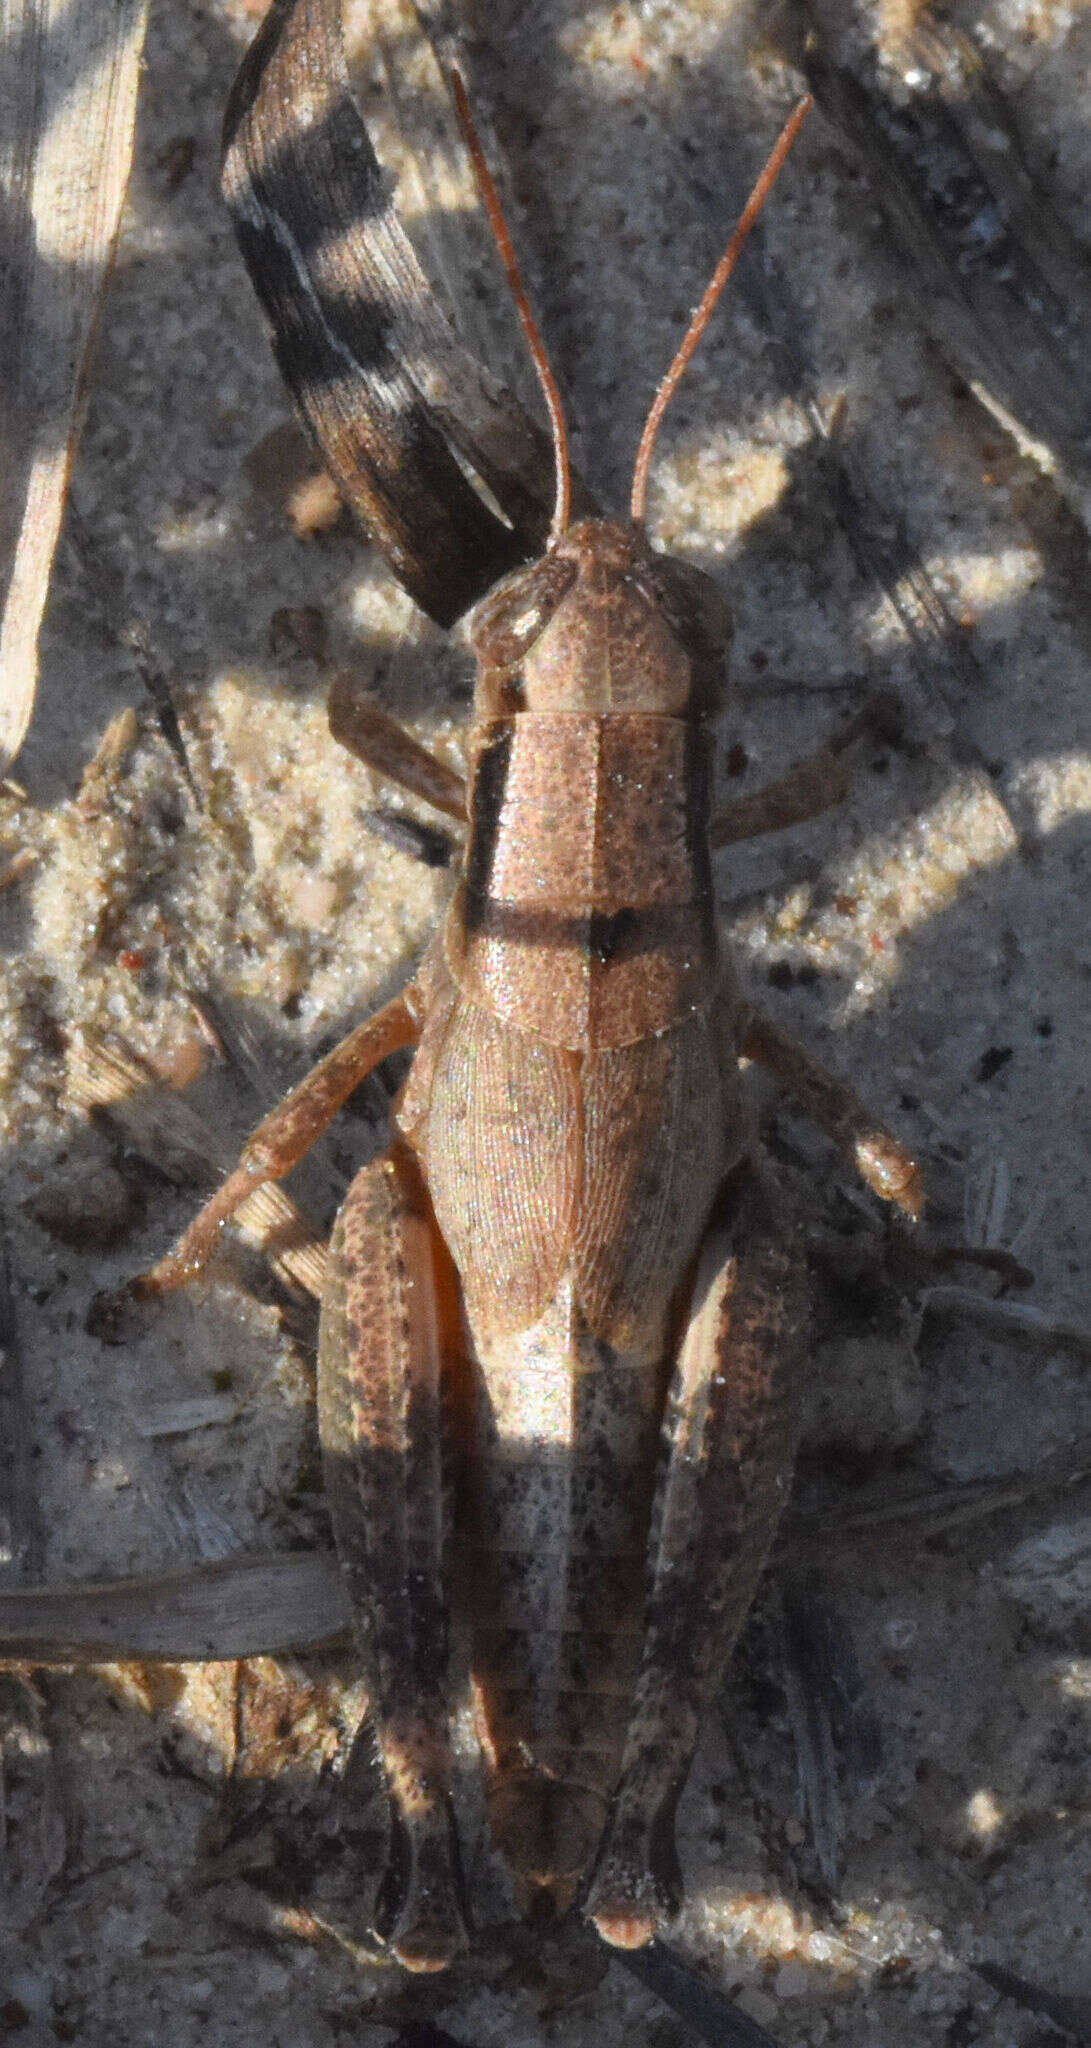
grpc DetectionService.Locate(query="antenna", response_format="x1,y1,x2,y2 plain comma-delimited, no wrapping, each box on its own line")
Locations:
449,64,572,541
629,95,812,528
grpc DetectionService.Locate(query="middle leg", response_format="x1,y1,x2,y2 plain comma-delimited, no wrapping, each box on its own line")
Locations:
739,1004,923,1217
328,673,467,821
127,987,422,1298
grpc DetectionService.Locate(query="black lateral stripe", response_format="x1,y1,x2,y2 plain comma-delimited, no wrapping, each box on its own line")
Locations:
464,724,514,930
464,901,706,955
684,718,717,960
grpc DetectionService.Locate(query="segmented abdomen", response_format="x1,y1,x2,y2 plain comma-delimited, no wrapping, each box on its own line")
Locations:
420,992,734,1894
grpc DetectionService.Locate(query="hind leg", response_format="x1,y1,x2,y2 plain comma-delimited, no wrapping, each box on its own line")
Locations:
585,1174,809,1948
319,1140,467,1971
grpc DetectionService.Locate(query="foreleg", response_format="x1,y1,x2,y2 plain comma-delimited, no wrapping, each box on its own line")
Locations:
585,1174,810,1948
318,1142,467,1971
710,697,900,846
328,673,467,820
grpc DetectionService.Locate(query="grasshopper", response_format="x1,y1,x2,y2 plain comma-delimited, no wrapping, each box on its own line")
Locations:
126,20,923,1974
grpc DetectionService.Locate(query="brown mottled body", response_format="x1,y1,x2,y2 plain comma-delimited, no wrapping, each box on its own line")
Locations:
308,514,830,1958
398,523,742,1917
130,93,923,1972
322,516,834,1956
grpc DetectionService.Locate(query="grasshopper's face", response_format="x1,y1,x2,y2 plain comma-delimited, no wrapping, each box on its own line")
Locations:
470,518,731,720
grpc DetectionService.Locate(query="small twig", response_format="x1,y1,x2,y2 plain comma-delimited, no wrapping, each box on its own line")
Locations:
615,1941,787,2048
974,1961,1091,2043
124,621,201,808
0,848,37,892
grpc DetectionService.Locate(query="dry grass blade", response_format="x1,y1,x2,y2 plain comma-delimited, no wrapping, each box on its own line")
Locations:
0,1220,41,1584
909,17,1091,328
973,1962,1091,2041
0,1223,65,1924
6,1426,1088,1667
774,1582,843,1888
785,1430,1091,1553
0,1553,350,1663
0,1671,65,1926
800,22,1091,485
0,0,150,772
921,1286,1091,1363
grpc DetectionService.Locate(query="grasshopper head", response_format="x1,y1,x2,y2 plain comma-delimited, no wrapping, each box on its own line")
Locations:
453,81,806,728
470,518,731,719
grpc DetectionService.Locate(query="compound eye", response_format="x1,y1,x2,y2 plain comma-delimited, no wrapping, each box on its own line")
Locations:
469,554,578,669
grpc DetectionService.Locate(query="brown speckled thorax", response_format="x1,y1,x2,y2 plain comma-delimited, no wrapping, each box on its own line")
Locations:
446,520,729,1050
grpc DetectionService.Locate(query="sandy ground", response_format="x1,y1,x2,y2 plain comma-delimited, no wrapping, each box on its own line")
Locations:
2,0,1090,2042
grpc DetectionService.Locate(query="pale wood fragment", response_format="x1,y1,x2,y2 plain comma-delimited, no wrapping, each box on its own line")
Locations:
0,0,150,771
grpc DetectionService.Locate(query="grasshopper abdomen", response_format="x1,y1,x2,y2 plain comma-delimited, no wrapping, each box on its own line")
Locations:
409,514,743,1916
